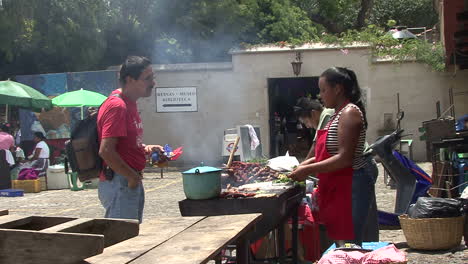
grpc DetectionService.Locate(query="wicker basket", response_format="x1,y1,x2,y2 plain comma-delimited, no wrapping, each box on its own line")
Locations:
399,214,464,250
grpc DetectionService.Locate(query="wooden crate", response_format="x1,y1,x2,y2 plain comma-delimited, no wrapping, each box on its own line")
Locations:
423,118,456,161
12,179,41,193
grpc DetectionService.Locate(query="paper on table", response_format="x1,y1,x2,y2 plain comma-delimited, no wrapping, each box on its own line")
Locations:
267,151,299,172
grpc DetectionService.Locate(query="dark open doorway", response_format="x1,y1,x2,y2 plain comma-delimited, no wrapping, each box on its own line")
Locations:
268,77,320,160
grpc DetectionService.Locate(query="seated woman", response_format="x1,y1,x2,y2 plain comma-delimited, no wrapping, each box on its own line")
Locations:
29,132,50,178
0,123,17,169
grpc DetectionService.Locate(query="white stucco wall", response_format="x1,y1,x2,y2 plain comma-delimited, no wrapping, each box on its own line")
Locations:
367,62,452,160
139,47,466,165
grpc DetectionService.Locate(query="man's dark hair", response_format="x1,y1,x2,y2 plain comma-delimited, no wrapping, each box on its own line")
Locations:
119,56,152,84
294,97,323,119
34,132,46,140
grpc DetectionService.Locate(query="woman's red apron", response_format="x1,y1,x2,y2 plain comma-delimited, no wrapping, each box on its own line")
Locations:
314,110,354,240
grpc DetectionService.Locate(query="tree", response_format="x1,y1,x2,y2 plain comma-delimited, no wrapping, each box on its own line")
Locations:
253,0,318,44
291,0,436,33
0,0,441,79
291,0,368,33
369,0,437,28
0,0,108,78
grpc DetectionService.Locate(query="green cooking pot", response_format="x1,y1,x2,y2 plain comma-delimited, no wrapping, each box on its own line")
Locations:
182,163,222,200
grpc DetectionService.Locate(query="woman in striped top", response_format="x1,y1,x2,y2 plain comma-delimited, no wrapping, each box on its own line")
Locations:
289,67,376,247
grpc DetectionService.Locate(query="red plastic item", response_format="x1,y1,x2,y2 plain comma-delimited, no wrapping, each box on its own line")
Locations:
170,147,183,161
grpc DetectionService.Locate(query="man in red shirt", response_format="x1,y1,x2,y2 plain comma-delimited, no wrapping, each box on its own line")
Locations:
97,56,161,223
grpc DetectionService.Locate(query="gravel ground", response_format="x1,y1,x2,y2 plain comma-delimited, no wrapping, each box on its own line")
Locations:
0,164,466,263
375,163,467,264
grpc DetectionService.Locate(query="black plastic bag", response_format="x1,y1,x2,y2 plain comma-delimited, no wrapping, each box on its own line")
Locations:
408,197,462,218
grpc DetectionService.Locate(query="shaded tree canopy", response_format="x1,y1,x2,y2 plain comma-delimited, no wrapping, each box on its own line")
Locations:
0,0,438,79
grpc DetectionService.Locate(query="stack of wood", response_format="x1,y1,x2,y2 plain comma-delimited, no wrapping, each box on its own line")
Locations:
430,161,458,198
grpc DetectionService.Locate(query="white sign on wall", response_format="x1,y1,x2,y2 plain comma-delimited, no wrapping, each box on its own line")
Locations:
156,87,198,112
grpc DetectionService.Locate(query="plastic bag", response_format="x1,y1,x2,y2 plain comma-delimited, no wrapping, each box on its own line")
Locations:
408,197,462,219
267,151,299,171
461,185,468,199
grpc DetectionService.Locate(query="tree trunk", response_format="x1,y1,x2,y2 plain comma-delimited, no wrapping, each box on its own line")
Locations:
355,0,374,29
309,13,343,34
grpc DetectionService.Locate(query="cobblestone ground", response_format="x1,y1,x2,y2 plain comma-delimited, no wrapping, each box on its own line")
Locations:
0,164,466,263
0,170,185,219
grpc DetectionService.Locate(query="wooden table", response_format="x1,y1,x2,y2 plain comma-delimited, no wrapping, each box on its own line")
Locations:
179,184,304,263
0,214,139,264
84,213,262,264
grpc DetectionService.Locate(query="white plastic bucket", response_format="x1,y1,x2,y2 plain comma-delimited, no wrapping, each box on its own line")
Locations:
47,165,69,190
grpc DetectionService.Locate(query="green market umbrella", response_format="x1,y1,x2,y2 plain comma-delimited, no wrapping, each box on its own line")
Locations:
0,80,52,121
52,88,107,119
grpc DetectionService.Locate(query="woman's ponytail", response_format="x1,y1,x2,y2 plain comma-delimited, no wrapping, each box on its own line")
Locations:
343,68,367,128
321,67,368,128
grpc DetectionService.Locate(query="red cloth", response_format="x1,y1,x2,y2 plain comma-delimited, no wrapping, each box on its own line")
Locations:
45,138,68,164
97,89,145,181
252,203,321,262
250,239,263,256
295,201,321,262
314,116,354,240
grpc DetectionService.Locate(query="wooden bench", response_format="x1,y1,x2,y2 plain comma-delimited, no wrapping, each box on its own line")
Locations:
84,213,262,264
0,214,139,264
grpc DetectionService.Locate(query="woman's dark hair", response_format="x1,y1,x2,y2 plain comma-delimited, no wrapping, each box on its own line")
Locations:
119,56,151,84
0,123,10,133
34,132,46,140
294,97,323,119
321,67,367,128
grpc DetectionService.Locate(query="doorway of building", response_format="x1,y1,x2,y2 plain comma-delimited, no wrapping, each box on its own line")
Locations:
268,77,320,160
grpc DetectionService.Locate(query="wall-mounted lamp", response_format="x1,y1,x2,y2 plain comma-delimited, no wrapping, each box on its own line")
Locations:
291,52,302,76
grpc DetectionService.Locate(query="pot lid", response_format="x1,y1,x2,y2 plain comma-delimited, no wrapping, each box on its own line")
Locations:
183,162,222,174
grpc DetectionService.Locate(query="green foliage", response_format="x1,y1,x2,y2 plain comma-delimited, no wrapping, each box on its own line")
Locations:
245,157,269,164
292,0,437,33
0,0,108,77
254,0,319,44
370,0,438,28
0,0,442,79
387,20,397,27
321,26,446,71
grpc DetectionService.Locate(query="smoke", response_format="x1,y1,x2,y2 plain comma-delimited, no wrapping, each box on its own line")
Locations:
145,0,258,167
150,110,233,168
150,0,249,64
151,28,238,64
